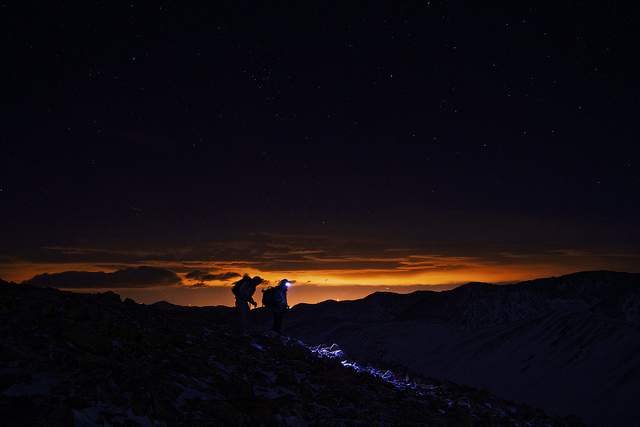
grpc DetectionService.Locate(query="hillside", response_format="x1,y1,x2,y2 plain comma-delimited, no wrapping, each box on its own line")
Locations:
0,280,577,426
283,271,640,426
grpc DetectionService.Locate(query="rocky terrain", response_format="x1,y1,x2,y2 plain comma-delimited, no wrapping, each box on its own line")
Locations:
282,271,640,426
0,279,579,426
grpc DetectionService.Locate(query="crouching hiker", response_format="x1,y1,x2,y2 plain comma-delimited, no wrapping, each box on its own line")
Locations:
231,274,263,334
262,279,290,334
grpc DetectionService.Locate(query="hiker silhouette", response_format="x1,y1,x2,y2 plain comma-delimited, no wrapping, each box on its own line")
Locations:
262,279,290,334
231,274,263,334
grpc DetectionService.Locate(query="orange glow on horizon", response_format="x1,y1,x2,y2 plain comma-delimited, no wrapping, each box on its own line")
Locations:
0,258,614,287
2,248,639,307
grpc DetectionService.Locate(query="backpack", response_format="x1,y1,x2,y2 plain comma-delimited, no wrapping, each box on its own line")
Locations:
261,287,277,308
232,279,253,301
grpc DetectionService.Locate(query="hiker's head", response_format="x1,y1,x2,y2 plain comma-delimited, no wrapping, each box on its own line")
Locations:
278,279,291,289
251,276,264,287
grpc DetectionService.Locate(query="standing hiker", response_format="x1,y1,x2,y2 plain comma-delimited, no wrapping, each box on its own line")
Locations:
232,274,263,334
262,279,290,334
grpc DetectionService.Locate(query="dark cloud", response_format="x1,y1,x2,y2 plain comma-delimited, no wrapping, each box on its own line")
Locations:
187,282,208,289
185,270,209,280
206,272,242,281
23,266,181,289
185,271,241,282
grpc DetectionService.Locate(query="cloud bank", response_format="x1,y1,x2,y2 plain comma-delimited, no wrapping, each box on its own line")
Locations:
3,231,639,289
23,266,181,289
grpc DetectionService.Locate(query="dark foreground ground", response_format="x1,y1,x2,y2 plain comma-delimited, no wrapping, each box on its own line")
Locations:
0,280,581,426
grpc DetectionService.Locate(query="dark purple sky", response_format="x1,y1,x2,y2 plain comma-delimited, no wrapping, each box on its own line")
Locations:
1,2,639,304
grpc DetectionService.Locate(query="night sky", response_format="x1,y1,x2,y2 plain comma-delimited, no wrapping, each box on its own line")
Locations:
2,1,639,306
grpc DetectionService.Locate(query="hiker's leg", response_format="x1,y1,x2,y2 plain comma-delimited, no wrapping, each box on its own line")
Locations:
241,304,248,333
236,299,248,333
271,311,277,332
279,310,285,334
273,311,283,334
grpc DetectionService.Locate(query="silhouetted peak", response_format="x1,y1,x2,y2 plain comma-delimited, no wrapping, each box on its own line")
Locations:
449,281,496,294
150,300,183,311
363,291,404,302
525,270,636,285
559,270,628,278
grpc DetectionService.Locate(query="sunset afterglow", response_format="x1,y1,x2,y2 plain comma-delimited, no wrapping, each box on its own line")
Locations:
4,239,638,306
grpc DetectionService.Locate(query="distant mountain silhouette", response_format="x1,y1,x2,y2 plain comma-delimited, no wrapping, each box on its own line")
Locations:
149,300,185,311
284,271,640,426
0,280,577,426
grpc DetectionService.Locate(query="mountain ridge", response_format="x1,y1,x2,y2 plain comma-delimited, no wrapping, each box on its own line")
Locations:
282,271,640,426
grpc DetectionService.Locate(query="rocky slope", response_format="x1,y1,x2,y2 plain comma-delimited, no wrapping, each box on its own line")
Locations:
0,280,578,426
283,271,640,426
